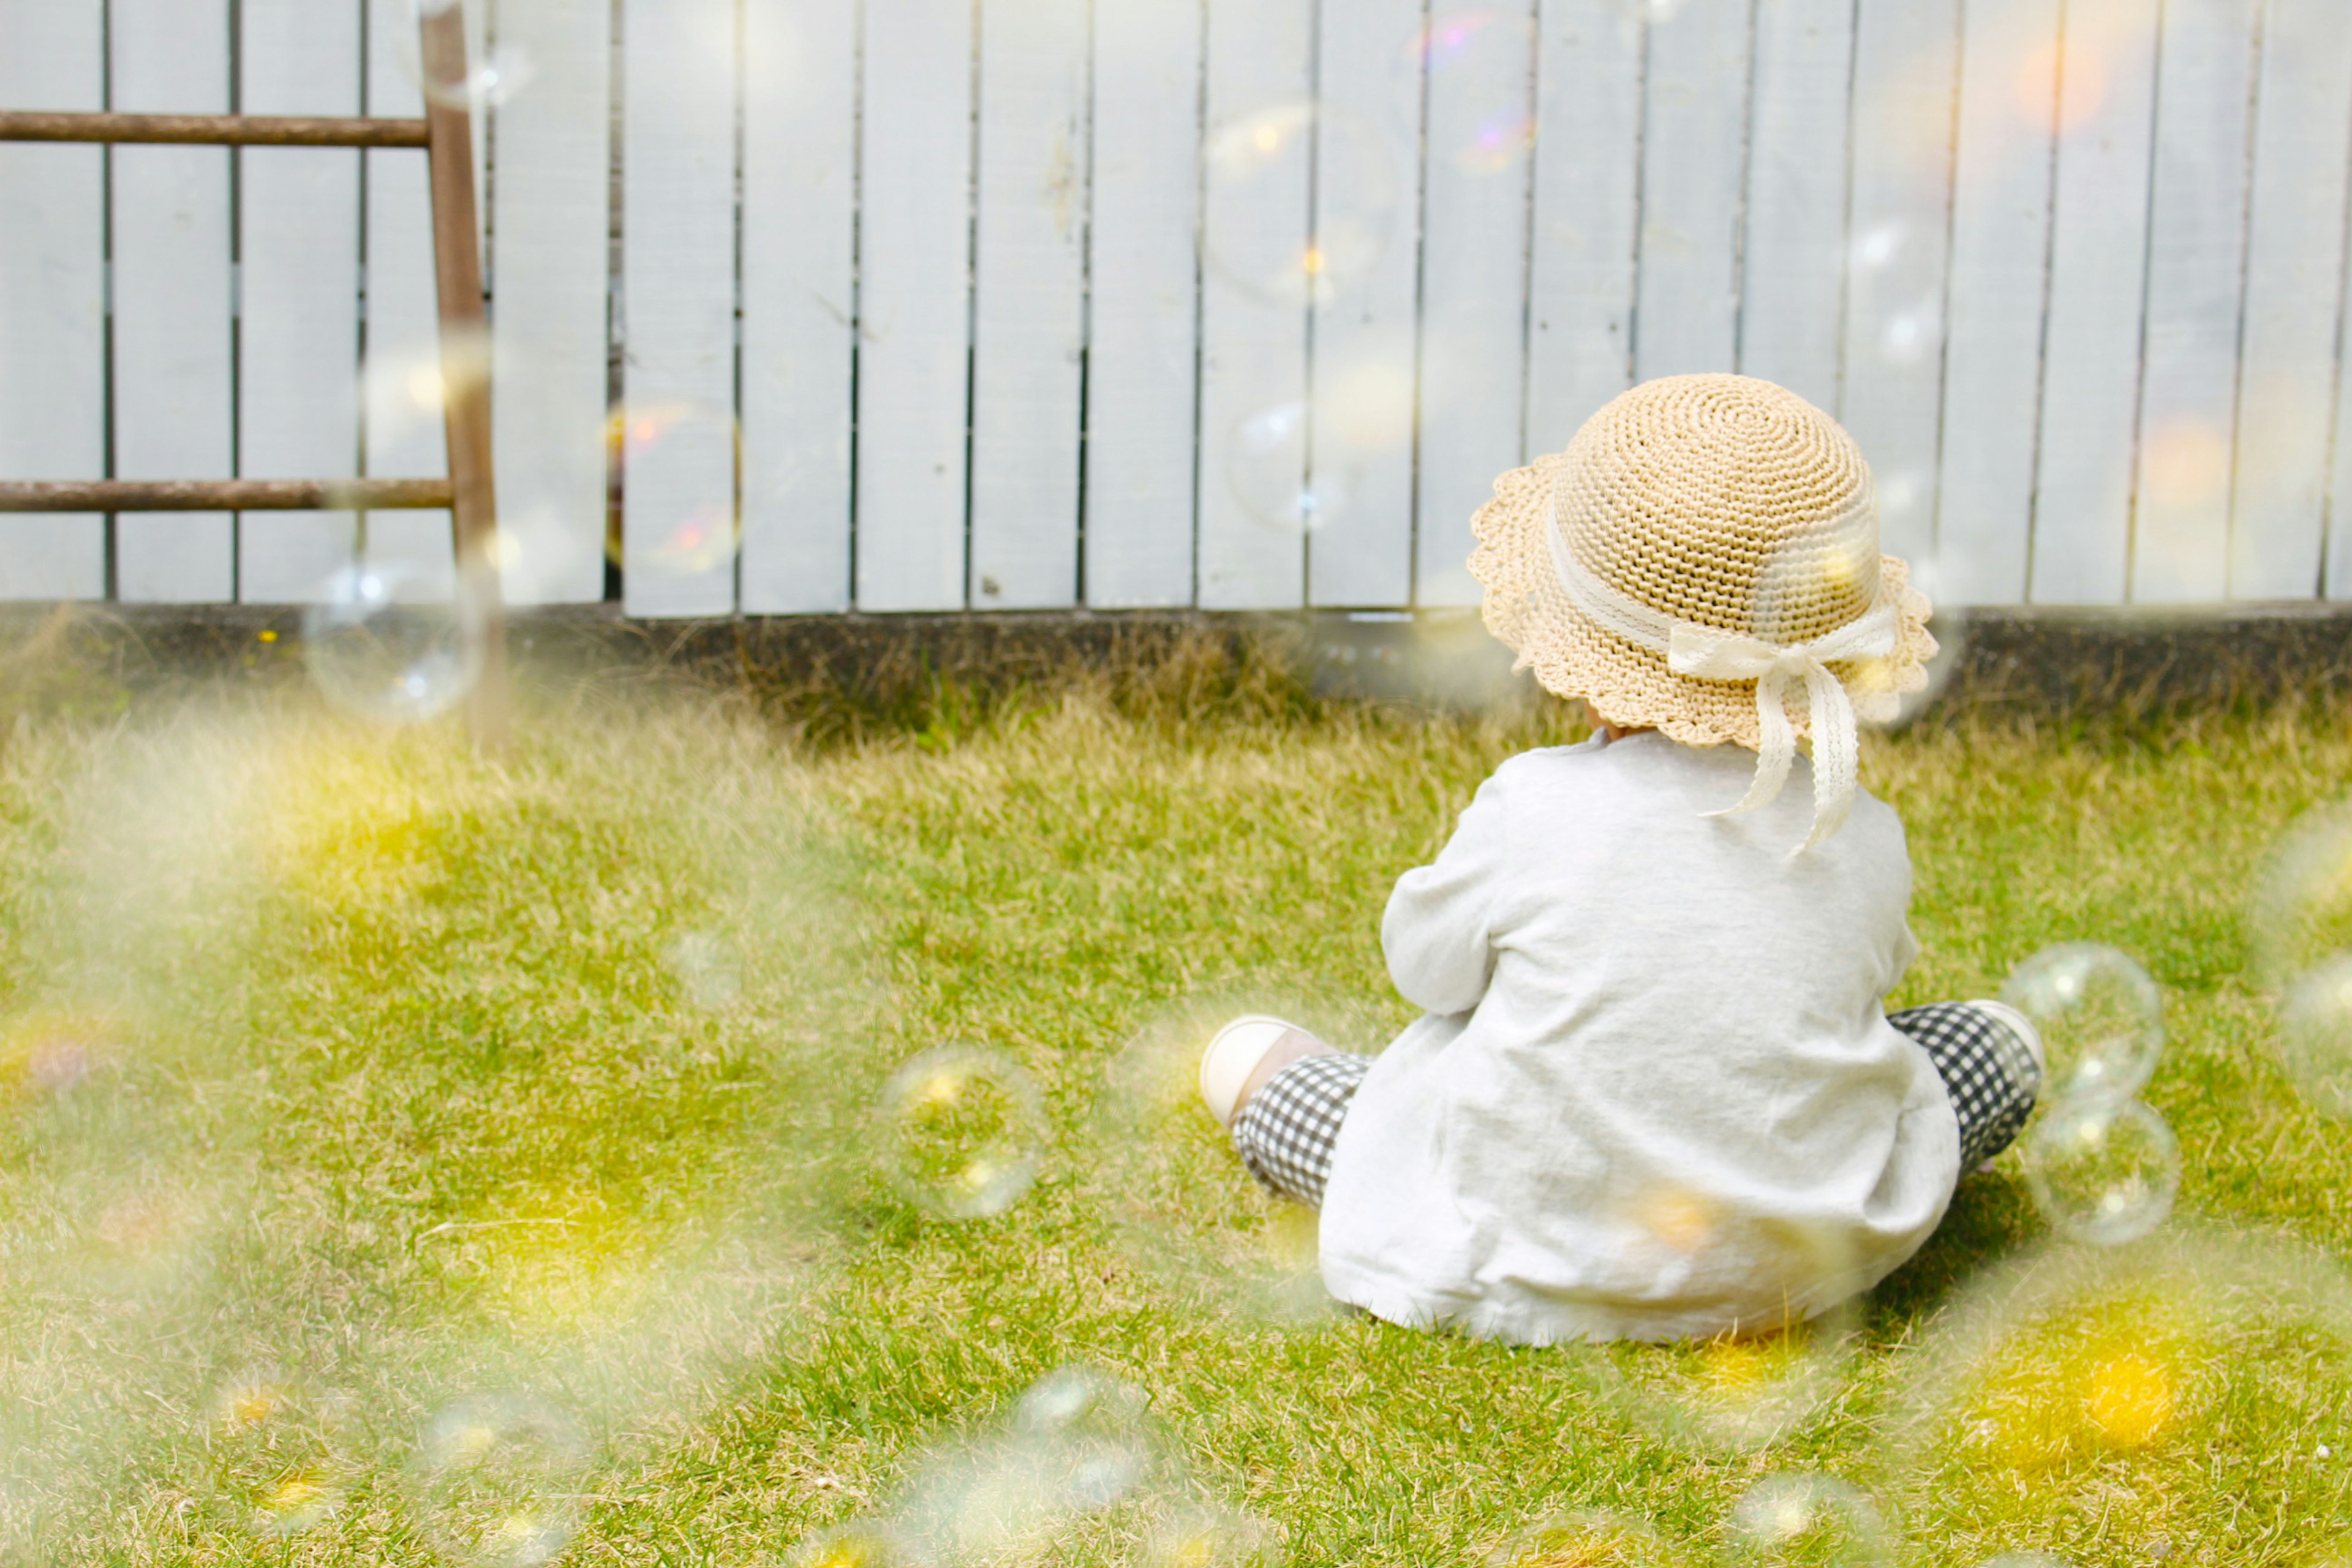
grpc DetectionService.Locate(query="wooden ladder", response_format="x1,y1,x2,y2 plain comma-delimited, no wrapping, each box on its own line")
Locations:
0,3,508,745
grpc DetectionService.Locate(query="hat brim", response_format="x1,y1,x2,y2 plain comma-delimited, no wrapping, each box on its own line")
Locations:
1468,452,1940,750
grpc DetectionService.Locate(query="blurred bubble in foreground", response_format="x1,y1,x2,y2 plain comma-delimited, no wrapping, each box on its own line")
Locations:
2019,1095,2180,1246
2280,952,2352,1118
1999,943,2165,1100
612,402,741,578
2249,798,2352,986
303,561,488,725
412,1394,587,1568
206,1376,353,1539
1406,10,1534,175
1486,1509,1676,1567
878,1045,1047,1220
398,0,537,110
1724,1473,1892,1567
1227,402,1357,535
663,929,742,1008
1148,1507,1286,1568
1204,103,1400,305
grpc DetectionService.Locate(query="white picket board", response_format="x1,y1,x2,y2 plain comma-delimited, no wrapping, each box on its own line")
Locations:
968,0,1089,609
1838,0,1959,571
855,0,976,612
360,0,457,602
0,0,105,600
2132,0,2256,603
1415,0,1538,606
1633,0,1751,381
492,0,612,606
739,0,854,614
621,0,737,618
2231,0,2352,600
1303,0,1420,608
2028,0,2159,604
236,0,362,605
110,0,236,603
1738,0,1854,412
1935,0,2060,606
1524,0,1642,454
1194,0,1314,610
1082,0,1201,608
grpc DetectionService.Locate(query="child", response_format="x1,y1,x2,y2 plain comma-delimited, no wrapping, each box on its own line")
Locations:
1197,374,2042,1344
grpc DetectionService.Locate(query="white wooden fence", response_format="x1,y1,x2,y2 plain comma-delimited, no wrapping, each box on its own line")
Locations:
4,0,2352,616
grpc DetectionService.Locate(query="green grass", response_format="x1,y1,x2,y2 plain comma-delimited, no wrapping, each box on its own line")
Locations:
0,675,2348,1567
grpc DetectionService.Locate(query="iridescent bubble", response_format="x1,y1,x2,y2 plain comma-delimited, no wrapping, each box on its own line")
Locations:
612,403,742,578
1486,1509,1678,1567
412,1395,587,1568
663,929,742,1008
877,1045,1047,1221
2020,1095,2180,1246
1999,943,2166,1101
301,561,488,725
1724,1474,1893,1567
2279,952,2352,1118
1204,104,1400,306
205,1376,352,1539
1226,402,1359,535
1406,11,1536,175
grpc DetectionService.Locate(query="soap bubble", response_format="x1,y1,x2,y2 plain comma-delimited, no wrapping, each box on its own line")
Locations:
876,1045,1048,1221
1724,1474,1893,1567
1204,103,1401,305
1406,10,1536,175
790,1525,911,1568
1487,1509,1678,1566
1227,402,1359,535
663,929,742,1008
612,402,741,579
2279,952,2352,1118
1148,1506,1286,1568
205,1376,352,1538
1999,944,2165,1100
2020,1095,2180,1246
398,0,537,110
411,1395,587,1568
301,561,488,725
2251,799,2352,979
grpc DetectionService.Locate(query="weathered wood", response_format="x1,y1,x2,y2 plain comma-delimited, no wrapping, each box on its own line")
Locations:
0,108,429,145
0,479,455,511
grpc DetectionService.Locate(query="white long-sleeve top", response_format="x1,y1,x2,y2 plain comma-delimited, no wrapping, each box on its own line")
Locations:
1317,731,1959,1344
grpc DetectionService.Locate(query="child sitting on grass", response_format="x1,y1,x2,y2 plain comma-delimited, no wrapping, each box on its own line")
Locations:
1197,373,2043,1344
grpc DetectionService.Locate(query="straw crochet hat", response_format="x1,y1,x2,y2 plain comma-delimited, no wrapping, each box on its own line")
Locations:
1469,373,1936,851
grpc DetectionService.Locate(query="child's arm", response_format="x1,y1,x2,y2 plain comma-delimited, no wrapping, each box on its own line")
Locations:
1381,775,1512,1017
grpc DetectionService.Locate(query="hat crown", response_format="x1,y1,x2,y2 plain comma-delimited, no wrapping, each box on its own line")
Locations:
1555,374,1879,648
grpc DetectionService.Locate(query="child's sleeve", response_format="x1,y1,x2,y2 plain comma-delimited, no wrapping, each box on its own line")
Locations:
1381,771,1513,1017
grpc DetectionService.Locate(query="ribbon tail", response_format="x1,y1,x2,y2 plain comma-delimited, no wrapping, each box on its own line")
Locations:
1704,668,1798,820
1792,664,1861,857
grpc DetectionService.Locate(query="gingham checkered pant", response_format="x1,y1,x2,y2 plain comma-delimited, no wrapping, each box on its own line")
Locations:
1231,1001,2043,1207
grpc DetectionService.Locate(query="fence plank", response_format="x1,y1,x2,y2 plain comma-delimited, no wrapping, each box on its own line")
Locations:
1633,0,1751,381
2028,0,2159,603
1839,0,1958,571
968,0,1088,609
361,0,456,601
1525,0,1640,454
110,0,236,603
2131,0,2255,603
236,0,361,605
0,0,105,600
1082,0,1200,608
2232,0,2352,600
1196,0,1313,610
621,0,737,617
1416,0,1538,606
1304,0,1421,608
1738,0,1853,412
855,0,974,612
1935,0,2059,606
740,0,854,614
492,0,612,606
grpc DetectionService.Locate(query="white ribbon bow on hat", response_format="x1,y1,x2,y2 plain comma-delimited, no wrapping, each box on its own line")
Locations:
1548,518,1898,856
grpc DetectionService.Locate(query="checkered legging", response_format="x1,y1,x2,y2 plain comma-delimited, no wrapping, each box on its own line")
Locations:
1230,1002,2042,1207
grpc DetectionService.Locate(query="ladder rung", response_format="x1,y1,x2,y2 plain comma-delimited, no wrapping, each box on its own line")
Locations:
0,480,456,512
0,111,430,149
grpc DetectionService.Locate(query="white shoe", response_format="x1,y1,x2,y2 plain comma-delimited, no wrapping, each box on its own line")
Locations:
1966,998,2046,1077
1198,1014,1308,1128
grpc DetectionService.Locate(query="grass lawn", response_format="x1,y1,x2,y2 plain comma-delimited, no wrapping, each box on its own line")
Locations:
2,666,2350,1567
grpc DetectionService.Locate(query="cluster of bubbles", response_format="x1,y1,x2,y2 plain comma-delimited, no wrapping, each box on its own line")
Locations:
1999,943,2179,1246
